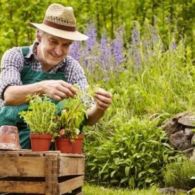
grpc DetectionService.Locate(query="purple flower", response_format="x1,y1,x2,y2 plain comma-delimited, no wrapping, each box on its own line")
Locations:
69,41,80,61
170,41,177,50
100,35,112,70
131,25,142,69
85,23,97,51
112,29,124,66
150,26,160,45
131,26,140,46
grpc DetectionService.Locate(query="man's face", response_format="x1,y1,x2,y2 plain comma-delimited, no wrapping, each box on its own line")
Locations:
37,33,73,69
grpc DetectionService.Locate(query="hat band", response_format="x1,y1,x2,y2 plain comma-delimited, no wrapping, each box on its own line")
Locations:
43,20,76,32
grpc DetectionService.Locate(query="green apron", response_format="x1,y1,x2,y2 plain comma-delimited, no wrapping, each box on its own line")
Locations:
0,47,67,149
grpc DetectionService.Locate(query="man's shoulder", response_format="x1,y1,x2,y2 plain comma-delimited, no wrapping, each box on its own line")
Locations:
2,46,24,60
4,46,21,54
66,55,80,65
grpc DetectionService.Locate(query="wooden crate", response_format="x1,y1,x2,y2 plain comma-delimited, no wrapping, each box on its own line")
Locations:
0,150,85,195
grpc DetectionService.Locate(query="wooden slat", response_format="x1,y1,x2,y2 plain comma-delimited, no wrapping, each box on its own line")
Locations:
0,155,45,177
0,181,45,193
59,176,84,194
59,156,85,176
0,150,85,194
45,153,59,195
59,153,85,158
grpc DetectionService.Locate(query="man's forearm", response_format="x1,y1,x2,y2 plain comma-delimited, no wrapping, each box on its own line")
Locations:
86,105,105,125
4,83,42,105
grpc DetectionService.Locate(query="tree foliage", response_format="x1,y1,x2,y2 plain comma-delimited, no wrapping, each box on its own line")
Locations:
0,0,194,58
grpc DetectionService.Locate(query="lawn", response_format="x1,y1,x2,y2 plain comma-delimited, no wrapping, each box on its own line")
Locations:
83,183,160,195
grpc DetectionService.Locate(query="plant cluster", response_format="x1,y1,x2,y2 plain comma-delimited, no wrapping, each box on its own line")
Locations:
163,158,195,190
20,95,57,134
81,21,194,189
85,117,182,188
20,92,88,139
56,90,87,139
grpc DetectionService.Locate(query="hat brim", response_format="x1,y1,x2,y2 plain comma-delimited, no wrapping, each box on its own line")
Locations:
30,23,88,41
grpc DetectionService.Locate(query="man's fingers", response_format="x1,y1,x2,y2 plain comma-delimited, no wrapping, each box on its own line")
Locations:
53,94,63,101
41,80,78,99
94,94,112,105
60,80,77,95
56,85,75,98
95,99,110,110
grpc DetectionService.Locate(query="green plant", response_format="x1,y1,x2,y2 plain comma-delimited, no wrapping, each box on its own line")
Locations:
85,117,183,188
56,91,87,140
20,95,57,134
164,158,195,190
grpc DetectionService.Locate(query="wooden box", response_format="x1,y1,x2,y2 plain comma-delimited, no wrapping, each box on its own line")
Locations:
0,150,85,195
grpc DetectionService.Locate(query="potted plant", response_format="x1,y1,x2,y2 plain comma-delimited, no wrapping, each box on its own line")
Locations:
55,91,87,154
20,95,57,151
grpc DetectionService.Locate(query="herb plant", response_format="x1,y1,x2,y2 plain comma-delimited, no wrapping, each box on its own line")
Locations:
20,95,57,134
56,90,87,140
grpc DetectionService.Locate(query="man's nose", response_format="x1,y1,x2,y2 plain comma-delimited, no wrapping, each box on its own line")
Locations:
55,46,64,56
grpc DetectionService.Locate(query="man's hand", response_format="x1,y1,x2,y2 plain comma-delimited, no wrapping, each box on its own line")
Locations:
39,80,77,101
94,88,112,111
86,88,112,125
4,80,78,105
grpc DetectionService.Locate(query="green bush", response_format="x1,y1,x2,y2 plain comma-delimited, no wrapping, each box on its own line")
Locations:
85,117,182,188
164,159,195,190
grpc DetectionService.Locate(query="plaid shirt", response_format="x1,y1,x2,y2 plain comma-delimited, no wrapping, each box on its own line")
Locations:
0,43,88,105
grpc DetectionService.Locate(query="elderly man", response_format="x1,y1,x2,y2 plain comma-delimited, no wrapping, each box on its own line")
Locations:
0,3,112,148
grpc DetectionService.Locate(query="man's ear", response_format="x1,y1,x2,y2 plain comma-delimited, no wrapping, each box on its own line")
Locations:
36,30,42,42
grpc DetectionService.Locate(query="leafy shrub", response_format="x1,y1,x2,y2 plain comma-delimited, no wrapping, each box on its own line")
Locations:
164,159,195,190
85,117,182,188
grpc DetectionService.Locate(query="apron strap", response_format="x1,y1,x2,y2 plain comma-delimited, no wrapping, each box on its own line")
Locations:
21,46,30,58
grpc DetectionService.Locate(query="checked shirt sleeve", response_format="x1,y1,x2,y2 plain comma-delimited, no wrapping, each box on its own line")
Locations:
66,56,88,90
65,56,95,108
0,47,24,100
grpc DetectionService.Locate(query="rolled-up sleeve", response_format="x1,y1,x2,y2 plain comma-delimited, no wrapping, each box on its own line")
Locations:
0,47,23,99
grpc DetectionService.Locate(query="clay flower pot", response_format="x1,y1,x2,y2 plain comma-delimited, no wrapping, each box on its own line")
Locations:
30,133,52,151
56,134,84,154
0,125,20,150
72,134,84,154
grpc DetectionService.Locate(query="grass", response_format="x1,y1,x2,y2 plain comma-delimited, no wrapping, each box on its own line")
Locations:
83,183,188,194
83,183,161,195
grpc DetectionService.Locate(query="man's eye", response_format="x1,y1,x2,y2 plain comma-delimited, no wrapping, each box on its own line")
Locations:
49,39,57,44
63,43,72,47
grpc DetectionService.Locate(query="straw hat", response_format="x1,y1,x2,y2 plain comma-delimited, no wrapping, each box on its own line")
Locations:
30,3,88,41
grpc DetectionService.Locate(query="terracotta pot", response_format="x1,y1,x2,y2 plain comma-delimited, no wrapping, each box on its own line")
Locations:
0,125,20,150
30,133,52,151
56,138,73,153
56,134,84,154
72,134,84,154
